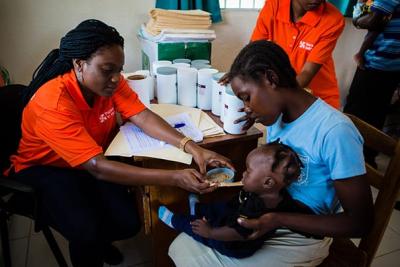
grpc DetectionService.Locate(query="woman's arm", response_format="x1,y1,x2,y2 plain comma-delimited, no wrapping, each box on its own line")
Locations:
130,109,234,174
354,12,387,31
296,62,322,89
238,175,374,239
81,109,233,193
81,154,212,193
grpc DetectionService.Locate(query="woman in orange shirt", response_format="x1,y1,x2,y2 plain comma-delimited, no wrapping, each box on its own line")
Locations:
251,0,345,109
9,19,232,267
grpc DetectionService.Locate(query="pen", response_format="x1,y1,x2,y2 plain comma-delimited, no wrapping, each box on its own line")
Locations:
174,123,186,129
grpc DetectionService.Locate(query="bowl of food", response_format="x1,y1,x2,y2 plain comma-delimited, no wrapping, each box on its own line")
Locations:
206,167,235,184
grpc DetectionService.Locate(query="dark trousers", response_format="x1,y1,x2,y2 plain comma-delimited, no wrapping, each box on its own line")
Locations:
171,202,252,258
344,67,400,163
14,166,141,267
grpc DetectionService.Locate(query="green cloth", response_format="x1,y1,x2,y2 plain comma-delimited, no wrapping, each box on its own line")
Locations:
155,0,222,22
328,0,358,17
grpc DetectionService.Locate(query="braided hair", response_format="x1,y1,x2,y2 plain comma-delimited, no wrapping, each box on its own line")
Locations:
24,19,124,106
228,40,298,88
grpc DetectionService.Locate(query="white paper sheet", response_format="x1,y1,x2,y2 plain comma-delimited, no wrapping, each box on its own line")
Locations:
166,113,203,142
120,123,166,153
105,104,225,164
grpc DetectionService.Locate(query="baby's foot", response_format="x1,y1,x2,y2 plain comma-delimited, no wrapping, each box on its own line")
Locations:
189,193,199,216
158,206,174,229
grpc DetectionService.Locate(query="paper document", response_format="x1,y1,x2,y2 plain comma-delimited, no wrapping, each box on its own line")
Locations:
105,104,225,164
120,123,166,153
166,113,203,142
119,112,203,155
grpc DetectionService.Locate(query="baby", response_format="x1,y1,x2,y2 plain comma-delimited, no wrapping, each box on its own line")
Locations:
158,141,315,258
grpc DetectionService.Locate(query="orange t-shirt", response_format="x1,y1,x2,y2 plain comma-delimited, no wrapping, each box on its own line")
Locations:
251,0,345,109
10,69,146,173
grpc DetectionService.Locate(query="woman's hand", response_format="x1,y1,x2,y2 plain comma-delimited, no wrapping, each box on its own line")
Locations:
234,106,256,131
172,169,218,194
218,72,230,85
185,142,235,174
237,213,280,240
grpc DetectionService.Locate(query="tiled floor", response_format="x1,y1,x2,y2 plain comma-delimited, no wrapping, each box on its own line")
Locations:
2,132,400,266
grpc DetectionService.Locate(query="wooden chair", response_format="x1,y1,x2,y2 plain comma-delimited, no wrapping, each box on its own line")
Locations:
319,113,400,267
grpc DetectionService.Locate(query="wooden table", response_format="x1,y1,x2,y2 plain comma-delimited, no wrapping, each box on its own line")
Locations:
137,113,263,267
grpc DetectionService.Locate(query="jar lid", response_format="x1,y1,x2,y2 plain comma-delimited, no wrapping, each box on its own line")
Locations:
191,59,210,65
157,66,177,75
173,58,191,64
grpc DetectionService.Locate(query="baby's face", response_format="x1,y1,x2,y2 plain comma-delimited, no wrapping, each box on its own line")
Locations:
241,149,287,193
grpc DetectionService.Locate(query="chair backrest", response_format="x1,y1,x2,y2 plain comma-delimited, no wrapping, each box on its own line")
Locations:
0,84,27,173
346,113,400,266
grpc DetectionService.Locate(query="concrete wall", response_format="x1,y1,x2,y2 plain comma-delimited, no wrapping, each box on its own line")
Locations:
0,0,155,84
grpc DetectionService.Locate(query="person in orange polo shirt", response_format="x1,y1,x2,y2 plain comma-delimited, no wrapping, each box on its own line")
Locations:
251,0,345,109
8,19,232,267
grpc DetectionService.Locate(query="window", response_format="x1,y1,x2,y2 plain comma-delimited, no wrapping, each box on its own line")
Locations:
219,0,265,9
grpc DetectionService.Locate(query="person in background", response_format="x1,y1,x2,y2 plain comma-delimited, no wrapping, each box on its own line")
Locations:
159,141,314,259
7,19,232,267
344,0,400,168
251,0,345,109
352,0,390,69
169,40,373,267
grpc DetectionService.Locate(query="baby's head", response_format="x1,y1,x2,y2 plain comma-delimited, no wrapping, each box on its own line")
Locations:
241,141,303,194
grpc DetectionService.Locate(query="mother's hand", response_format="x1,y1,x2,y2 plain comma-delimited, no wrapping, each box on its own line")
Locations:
173,169,218,194
186,142,235,174
234,106,256,131
237,213,280,240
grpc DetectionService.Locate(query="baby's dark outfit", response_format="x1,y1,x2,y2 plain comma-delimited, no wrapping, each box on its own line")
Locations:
171,189,315,258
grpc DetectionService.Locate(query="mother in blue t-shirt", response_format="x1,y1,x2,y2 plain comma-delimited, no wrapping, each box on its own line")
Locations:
168,40,374,266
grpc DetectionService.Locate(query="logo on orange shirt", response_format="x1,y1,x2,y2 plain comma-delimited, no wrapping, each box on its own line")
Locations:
99,107,115,123
299,41,314,51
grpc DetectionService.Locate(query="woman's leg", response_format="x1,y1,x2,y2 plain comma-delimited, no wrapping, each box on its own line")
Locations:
92,179,141,242
169,229,332,267
13,166,136,267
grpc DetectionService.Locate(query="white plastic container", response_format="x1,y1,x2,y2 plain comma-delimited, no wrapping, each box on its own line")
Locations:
126,73,151,107
156,66,177,104
152,60,172,98
172,62,191,69
132,70,154,100
211,72,226,116
223,85,246,135
151,60,172,77
177,67,198,107
197,68,218,110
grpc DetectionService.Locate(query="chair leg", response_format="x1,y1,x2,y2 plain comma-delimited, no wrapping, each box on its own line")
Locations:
41,226,68,267
0,210,12,267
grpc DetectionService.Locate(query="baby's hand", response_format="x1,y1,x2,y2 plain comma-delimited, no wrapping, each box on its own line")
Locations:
191,217,212,238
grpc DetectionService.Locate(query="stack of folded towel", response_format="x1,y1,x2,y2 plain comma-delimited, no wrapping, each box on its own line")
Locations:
145,8,212,36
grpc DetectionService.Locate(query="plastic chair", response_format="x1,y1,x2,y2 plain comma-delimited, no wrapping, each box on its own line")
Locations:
319,113,400,267
0,84,68,267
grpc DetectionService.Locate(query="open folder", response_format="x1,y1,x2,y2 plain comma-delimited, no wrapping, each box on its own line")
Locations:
105,104,225,164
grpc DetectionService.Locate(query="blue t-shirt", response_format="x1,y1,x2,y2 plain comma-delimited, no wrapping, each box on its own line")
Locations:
267,99,366,215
